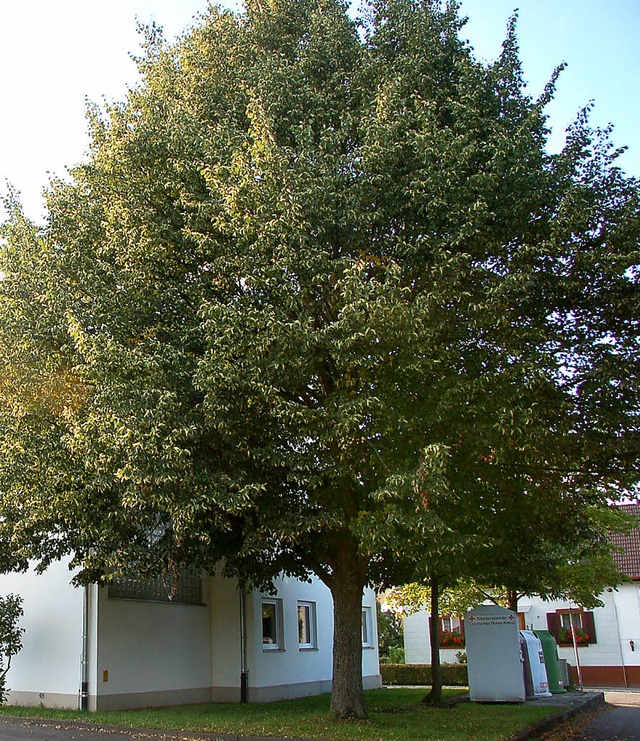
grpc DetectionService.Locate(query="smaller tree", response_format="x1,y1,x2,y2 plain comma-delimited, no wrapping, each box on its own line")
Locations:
385,577,486,705
377,602,404,663
0,594,24,704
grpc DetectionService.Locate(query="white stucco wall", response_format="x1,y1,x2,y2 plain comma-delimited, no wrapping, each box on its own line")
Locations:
403,608,464,665
611,584,640,668
520,587,640,669
0,559,84,707
208,574,242,699
404,585,640,672
362,587,383,683
95,582,211,707
403,608,430,664
1,563,382,708
249,575,334,698
248,577,381,700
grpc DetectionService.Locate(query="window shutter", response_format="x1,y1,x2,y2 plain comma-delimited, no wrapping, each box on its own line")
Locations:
546,612,561,641
582,611,597,644
459,618,465,639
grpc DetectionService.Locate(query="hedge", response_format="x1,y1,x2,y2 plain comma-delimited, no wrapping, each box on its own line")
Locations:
381,663,468,686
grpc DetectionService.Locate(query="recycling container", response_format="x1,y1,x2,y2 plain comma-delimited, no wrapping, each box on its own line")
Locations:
520,630,552,698
465,605,525,702
535,629,566,694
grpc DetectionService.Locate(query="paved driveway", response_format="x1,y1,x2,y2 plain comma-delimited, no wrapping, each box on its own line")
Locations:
602,689,640,707
542,688,640,740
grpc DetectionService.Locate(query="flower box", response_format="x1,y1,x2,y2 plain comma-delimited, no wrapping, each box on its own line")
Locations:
440,629,465,647
558,627,590,646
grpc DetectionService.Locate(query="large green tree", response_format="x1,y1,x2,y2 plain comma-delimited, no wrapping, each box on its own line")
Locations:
1,0,638,718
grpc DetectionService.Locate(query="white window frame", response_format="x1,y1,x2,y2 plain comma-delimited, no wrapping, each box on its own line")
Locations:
297,601,317,650
362,605,374,648
262,598,284,650
441,615,453,633
560,611,583,631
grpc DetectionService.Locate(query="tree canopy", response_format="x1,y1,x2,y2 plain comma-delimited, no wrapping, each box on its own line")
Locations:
1,0,638,718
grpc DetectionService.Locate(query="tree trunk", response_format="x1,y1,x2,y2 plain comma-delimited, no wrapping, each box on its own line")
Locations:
423,574,443,705
326,548,367,719
506,588,518,613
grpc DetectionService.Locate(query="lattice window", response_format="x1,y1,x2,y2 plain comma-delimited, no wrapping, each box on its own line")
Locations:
108,569,203,605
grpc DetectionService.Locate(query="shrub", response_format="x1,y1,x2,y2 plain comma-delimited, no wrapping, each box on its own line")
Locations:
380,646,405,664
376,605,404,662
0,594,25,704
381,663,468,687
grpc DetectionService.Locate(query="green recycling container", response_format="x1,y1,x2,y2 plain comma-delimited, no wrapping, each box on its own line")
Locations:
535,629,566,694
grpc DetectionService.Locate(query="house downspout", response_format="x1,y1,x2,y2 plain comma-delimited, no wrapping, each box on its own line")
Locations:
80,585,90,711
239,589,248,703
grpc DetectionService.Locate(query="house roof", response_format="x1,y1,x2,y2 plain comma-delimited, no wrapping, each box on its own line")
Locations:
609,502,640,580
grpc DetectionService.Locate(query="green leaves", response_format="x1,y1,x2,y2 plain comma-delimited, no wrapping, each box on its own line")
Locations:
0,0,638,716
0,593,24,704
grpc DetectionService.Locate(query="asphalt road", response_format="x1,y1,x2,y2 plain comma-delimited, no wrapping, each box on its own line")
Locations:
0,717,232,741
582,706,640,740
543,705,640,740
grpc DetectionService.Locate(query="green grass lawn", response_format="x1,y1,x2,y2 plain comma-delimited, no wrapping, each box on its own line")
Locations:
0,688,563,740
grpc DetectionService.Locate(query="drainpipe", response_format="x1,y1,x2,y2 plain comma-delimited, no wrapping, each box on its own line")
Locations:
239,589,248,703
80,585,90,711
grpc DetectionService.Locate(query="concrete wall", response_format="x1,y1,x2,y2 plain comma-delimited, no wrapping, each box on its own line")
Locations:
0,559,85,709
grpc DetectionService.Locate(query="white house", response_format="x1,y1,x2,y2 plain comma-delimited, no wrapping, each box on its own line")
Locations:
0,562,381,710
404,502,640,688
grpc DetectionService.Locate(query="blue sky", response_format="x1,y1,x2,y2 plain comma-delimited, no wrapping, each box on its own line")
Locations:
1,0,637,220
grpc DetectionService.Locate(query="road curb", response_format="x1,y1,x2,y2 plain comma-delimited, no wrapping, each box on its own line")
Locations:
508,691,606,740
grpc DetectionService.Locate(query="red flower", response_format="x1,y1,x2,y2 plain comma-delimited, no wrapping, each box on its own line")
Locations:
440,629,465,647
